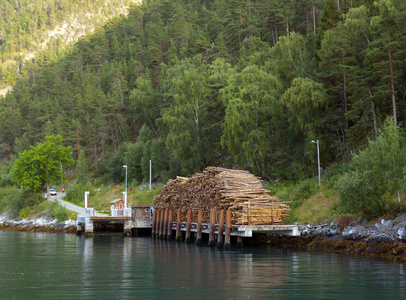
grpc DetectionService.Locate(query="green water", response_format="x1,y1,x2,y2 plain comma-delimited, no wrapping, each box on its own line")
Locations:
0,231,405,299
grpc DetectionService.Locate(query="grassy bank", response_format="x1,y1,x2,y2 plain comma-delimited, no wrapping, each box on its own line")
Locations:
264,178,340,224
64,183,161,211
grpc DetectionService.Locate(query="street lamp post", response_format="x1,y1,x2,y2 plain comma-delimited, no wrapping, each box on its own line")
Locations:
123,165,127,208
149,160,152,190
311,140,321,186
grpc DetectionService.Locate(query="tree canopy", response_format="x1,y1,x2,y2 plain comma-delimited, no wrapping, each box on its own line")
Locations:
11,135,74,198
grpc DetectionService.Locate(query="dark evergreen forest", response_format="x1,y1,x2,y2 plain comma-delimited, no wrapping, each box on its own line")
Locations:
0,0,405,187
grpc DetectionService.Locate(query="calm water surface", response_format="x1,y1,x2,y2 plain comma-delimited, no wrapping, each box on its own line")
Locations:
0,231,405,299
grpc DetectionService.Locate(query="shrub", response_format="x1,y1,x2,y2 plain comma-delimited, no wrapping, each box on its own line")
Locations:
0,187,42,216
51,201,68,221
19,207,30,219
32,200,70,221
267,179,318,209
131,186,162,205
290,179,318,208
337,117,405,219
66,182,95,205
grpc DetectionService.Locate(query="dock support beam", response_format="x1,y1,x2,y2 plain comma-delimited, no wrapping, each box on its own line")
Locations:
208,209,216,247
224,210,231,249
157,210,162,238
163,210,168,239
167,210,173,240
186,210,192,244
84,208,94,234
176,209,182,241
196,210,203,245
152,210,156,237
124,220,132,236
217,210,224,248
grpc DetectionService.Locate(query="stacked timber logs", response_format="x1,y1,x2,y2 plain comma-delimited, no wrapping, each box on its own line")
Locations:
153,167,290,225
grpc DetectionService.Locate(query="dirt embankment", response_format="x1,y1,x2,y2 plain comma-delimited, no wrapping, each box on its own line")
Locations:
261,214,406,262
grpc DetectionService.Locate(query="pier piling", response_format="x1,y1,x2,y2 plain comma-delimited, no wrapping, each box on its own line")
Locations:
167,210,173,240
217,210,224,248
152,210,156,237
196,210,203,245
157,210,162,238
224,210,231,249
186,210,192,244
208,209,216,247
176,209,182,241
163,210,168,239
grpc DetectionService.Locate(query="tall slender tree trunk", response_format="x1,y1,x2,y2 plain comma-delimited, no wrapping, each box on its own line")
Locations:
388,46,397,127
313,4,316,34
307,10,310,36
367,84,378,134
343,65,348,129
248,0,251,38
275,24,278,42
238,5,243,50
94,143,97,169
46,182,50,201
76,127,81,158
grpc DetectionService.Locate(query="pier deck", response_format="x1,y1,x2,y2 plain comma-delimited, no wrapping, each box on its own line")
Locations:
171,222,300,237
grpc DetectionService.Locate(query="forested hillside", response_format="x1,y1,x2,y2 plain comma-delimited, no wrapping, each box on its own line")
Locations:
0,0,405,188
0,0,140,93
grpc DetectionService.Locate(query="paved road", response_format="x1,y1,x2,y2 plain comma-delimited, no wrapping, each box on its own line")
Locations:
50,192,105,217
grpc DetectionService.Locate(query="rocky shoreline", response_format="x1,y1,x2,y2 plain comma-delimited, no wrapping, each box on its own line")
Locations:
262,214,406,262
0,213,77,234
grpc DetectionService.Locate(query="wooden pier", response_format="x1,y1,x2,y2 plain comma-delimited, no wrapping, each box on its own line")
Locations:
151,209,299,248
77,207,299,247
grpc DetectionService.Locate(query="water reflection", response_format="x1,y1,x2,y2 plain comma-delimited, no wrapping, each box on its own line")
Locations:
1,231,405,299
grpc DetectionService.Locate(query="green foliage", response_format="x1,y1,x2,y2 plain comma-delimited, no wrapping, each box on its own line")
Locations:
278,179,319,209
19,207,30,219
0,157,14,187
76,154,88,185
11,135,74,193
50,201,69,222
107,144,128,184
321,163,348,189
281,77,328,136
65,182,95,205
34,199,70,221
337,117,406,218
0,187,42,216
220,64,282,174
160,54,215,175
131,186,162,206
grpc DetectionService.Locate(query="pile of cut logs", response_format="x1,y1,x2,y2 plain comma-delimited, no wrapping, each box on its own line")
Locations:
153,167,290,225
